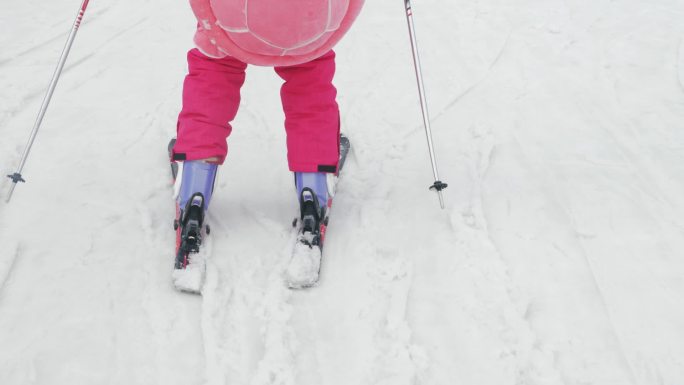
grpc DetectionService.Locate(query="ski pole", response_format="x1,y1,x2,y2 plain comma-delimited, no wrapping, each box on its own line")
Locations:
5,0,91,203
403,0,448,209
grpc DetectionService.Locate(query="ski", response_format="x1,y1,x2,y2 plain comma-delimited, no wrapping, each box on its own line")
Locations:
285,134,351,289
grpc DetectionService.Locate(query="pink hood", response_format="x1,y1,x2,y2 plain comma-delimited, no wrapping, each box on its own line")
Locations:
190,0,365,66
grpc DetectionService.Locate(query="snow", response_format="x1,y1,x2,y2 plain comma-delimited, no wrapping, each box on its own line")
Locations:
172,247,208,294
2,0,684,384
285,230,322,289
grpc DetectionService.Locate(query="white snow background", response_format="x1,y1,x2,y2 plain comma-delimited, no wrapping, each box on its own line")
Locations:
1,0,684,384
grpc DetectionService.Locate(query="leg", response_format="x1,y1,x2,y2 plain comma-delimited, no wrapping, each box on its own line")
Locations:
275,50,340,173
172,49,247,211
173,48,247,165
277,52,342,289
171,50,248,273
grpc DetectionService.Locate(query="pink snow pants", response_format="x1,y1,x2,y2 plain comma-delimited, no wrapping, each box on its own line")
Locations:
172,49,340,173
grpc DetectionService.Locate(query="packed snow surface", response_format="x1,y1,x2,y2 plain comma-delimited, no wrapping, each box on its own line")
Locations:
2,0,684,384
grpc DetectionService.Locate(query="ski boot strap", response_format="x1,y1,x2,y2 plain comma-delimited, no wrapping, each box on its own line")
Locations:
179,192,206,253
299,187,324,233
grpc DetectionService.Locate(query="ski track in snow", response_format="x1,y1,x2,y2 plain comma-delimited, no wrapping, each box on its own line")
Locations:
0,16,148,131
678,37,684,94
0,4,115,67
0,242,21,298
2,0,684,384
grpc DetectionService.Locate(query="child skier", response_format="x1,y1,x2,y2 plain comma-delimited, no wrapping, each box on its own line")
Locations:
169,0,364,290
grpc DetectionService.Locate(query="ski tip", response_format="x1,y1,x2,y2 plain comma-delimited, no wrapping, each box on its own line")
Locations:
340,133,351,151
168,138,177,153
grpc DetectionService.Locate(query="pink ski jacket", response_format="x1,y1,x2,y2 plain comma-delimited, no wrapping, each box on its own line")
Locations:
190,0,365,66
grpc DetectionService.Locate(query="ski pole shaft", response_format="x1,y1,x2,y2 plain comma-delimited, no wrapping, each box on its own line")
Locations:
403,0,447,209
6,0,91,203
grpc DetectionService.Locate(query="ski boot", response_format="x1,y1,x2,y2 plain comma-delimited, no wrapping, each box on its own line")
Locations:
297,187,327,248
174,192,208,269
